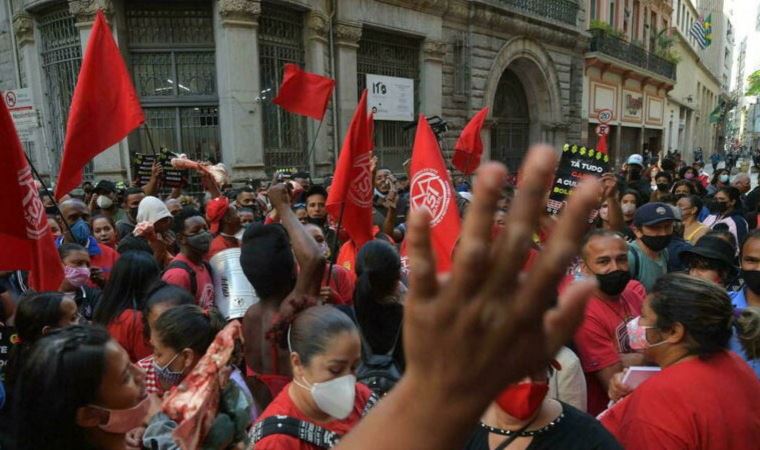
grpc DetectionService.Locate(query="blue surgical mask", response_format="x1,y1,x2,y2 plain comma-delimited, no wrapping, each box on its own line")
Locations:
70,219,91,245
153,354,185,387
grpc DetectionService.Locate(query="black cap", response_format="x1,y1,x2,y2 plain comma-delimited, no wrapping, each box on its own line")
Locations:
633,202,677,227
678,235,737,272
94,180,117,194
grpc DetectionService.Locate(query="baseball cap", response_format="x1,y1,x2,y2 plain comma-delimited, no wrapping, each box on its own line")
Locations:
94,180,117,194
627,154,644,167
633,202,677,227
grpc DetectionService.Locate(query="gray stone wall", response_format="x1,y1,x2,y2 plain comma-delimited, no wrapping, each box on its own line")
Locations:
0,2,18,90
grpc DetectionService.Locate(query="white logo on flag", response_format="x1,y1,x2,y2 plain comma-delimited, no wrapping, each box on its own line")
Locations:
410,168,451,226
18,166,46,240
347,152,373,208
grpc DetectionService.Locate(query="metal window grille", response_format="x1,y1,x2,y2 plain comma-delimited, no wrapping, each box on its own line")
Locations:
126,2,219,178
453,33,470,97
357,29,420,172
38,6,82,175
491,69,530,172
258,4,306,173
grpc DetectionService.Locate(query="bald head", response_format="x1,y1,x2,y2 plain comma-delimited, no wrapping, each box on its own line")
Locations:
58,199,90,225
732,173,751,194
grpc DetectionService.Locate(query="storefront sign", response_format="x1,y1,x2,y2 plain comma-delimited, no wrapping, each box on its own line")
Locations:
546,144,609,217
366,74,414,122
2,88,38,141
595,124,610,136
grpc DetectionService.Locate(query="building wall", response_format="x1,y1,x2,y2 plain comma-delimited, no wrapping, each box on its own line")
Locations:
0,1,19,90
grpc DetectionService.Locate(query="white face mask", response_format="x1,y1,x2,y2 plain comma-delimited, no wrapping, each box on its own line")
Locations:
96,195,113,209
621,203,636,215
295,374,356,419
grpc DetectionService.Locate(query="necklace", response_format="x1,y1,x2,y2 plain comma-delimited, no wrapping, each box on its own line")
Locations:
480,412,564,438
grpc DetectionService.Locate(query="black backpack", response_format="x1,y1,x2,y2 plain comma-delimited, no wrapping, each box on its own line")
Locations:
355,322,402,397
163,259,213,297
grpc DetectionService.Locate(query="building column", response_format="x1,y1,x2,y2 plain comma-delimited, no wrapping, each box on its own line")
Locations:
421,39,445,118
214,0,264,179
305,10,331,176
68,0,129,180
334,21,362,145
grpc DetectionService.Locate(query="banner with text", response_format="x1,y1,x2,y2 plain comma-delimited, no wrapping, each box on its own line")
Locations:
546,144,609,216
366,74,414,122
133,148,186,188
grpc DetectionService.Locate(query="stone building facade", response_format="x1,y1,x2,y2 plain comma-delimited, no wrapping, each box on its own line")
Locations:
1,0,588,183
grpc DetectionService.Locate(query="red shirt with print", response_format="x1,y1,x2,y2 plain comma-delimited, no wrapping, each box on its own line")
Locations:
572,280,646,415
253,382,374,450
107,309,152,362
601,351,760,450
162,253,215,309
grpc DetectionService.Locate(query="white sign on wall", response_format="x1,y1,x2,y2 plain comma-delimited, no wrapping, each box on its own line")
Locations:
2,88,38,141
366,74,414,122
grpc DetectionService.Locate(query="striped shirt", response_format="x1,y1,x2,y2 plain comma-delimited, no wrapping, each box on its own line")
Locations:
137,356,165,397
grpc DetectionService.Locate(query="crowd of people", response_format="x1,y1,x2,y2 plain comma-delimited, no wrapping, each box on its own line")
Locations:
0,145,759,450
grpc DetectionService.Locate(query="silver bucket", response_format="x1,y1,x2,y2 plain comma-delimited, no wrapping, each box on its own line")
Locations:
209,248,259,320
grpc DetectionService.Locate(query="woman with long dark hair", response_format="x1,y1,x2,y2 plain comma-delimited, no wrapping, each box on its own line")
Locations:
93,251,160,362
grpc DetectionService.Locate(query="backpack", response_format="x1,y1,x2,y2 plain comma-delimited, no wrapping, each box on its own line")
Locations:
355,322,402,397
163,259,213,297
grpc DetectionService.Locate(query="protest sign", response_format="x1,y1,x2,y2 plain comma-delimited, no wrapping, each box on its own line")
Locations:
133,148,186,188
0,325,19,382
546,144,609,216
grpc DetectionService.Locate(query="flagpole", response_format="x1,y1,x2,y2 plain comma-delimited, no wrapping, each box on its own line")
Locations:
23,152,75,241
326,200,347,289
143,122,159,158
306,119,325,173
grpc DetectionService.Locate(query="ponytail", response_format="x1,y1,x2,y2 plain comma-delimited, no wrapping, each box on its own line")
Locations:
153,305,226,355
736,306,760,360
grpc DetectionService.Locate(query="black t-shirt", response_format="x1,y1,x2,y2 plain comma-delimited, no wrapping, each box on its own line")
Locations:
74,285,102,321
463,402,622,450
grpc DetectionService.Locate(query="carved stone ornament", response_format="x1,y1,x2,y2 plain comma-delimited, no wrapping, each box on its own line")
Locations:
13,12,34,45
218,0,261,24
376,0,450,16
335,23,362,45
68,0,113,23
306,10,328,39
423,40,446,61
471,6,577,48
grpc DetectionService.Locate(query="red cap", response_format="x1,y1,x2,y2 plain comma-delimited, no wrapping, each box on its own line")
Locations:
206,197,229,234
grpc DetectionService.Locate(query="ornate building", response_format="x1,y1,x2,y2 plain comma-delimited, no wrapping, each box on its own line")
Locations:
2,0,588,182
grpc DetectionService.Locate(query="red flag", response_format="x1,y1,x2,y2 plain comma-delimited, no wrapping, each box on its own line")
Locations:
406,115,461,273
452,107,489,174
54,10,144,199
0,93,64,290
326,90,373,249
273,64,335,121
596,133,608,155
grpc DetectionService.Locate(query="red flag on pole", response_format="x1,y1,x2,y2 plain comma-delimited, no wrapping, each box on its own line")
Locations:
54,10,144,200
405,114,461,273
325,90,373,249
0,93,64,290
273,64,336,121
452,107,489,174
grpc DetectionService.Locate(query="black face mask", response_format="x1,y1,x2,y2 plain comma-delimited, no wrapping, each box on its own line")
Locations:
708,201,729,215
656,183,670,192
628,167,641,180
742,269,760,295
306,216,326,227
640,234,672,252
128,206,139,220
595,270,631,297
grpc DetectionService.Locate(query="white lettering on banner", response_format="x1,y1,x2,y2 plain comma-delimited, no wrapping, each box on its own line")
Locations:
366,74,414,122
410,168,451,226
18,166,46,239
2,88,38,141
348,152,373,207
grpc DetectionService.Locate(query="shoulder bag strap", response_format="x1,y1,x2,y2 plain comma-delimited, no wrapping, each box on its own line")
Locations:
250,416,342,448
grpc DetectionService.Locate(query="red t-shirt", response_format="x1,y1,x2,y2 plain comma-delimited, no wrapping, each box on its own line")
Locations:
573,280,646,415
253,382,374,450
162,253,215,308
90,242,120,281
323,263,356,305
601,351,760,450
107,309,152,362
208,234,239,260
137,355,165,397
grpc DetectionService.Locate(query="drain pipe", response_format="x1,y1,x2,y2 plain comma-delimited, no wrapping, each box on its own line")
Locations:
328,0,340,165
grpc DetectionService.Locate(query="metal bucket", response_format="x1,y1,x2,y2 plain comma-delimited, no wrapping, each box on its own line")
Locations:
209,248,259,320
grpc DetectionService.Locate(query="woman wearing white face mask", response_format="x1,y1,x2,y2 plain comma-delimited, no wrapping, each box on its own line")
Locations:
600,274,760,450
251,305,378,449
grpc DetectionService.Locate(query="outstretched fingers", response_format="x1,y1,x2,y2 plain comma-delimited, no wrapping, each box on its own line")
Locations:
406,209,439,304
543,278,597,356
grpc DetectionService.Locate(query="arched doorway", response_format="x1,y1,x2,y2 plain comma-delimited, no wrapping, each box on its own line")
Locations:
491,69,530,172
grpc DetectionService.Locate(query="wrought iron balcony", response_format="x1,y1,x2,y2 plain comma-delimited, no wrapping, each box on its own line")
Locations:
496,0,579,26
588,29,676,81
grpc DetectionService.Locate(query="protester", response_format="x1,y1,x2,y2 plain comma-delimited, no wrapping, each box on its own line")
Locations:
679,235,737,287
164,198,182,217
619,190,640,228
706,168,731,196
549,347,588,412
250,305,377,449
463,367,621,449
353,240,405,370
135,196,176,267
677,195,709,244
91,214,118,248
162,207,215,308
601,274,760,449
58,242,103,320
13,325,150,450
239,206,255,228
91,180,123,222
628,202,675,291
116,187,146,239
304,185,338,255
47,215,62,238
621,154,651,201
672,179,698,198
241,183,326,408
731,230,760,375
206,196,242,258
93,250,160,362
650,171,673,202
57,198,120,281
573,230,646,415
703,186,749,246
304,223,354,305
